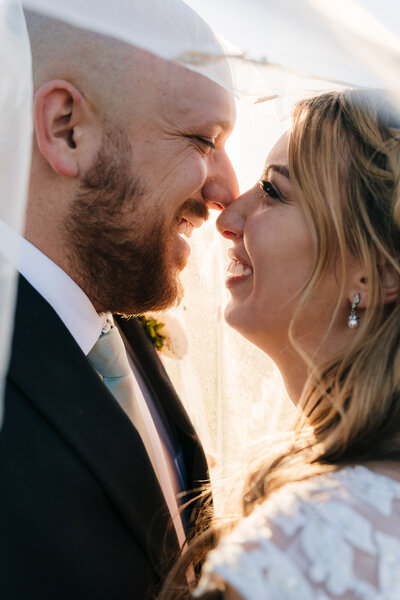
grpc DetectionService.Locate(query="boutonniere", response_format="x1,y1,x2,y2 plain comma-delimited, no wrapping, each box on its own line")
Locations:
138,312,188,359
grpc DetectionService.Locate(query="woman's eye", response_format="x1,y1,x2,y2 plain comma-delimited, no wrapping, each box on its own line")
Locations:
260,179,279,199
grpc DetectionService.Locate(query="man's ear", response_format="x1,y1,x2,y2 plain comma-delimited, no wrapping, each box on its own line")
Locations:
347,261,399,308
34,80,85,178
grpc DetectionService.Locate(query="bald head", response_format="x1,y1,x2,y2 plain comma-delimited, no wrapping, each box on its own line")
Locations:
24,4,232,127
25,10,157,125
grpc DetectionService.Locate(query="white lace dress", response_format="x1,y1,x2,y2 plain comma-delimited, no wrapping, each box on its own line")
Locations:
194,467,400,599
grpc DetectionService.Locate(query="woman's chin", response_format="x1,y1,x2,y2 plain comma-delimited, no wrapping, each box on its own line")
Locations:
224,300,253,338
224,301,274,354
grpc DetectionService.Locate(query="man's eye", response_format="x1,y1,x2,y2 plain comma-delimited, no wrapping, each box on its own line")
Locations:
260,180,279,199
192,136,216,151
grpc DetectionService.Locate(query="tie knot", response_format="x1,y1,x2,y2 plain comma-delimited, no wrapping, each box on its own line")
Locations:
87,326,131,379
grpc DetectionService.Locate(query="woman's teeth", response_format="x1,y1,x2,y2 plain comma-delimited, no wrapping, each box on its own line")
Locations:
227,259,253,277
177,218,194,238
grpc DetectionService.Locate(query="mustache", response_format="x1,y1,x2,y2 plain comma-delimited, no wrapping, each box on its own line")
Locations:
176,198,209,222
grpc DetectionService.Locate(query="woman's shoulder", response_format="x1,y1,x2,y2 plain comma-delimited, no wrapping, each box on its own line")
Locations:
195,466,400,600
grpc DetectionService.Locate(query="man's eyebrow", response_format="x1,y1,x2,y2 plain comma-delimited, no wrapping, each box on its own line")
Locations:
218,119,234,130
205,120,234,136
205,118,234,133
265,164,291,179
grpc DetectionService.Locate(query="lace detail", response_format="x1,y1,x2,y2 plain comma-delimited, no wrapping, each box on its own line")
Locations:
194,467,400,600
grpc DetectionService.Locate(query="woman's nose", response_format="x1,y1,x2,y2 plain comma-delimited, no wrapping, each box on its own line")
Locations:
216,194,245,239
216,187,258,239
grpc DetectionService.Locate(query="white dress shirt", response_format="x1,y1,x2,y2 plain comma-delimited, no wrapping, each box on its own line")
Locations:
0,220,186,548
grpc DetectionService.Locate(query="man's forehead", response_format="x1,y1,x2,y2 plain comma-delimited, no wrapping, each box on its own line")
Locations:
163,64,235,129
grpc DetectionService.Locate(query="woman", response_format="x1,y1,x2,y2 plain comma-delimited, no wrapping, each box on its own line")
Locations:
160,88,400,599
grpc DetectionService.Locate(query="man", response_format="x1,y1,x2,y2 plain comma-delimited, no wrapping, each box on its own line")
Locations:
0,6,238,599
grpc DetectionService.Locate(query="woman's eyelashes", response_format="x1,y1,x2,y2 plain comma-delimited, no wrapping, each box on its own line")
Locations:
260,179,281,200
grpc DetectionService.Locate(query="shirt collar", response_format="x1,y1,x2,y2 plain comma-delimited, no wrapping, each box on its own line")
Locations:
0,220,110,355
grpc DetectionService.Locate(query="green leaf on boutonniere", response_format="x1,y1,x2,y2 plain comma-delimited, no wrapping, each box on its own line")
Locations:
138,314,166,351
137,311,188,360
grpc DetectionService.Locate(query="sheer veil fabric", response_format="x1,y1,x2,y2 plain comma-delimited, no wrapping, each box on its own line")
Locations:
1,1,400,506
0,0,32,424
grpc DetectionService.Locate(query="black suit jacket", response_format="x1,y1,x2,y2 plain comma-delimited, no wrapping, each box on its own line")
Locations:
0,276,209,599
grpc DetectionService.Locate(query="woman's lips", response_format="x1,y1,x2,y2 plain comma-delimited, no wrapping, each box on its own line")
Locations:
227,258,253,278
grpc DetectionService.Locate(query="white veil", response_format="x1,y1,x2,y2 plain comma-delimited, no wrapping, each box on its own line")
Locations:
0,0,32,423
1,0,400,509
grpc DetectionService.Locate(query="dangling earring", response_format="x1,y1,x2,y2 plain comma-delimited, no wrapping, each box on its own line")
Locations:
348,293,361,329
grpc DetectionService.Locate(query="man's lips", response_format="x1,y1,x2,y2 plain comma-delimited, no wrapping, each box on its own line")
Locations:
177,218,194,238
176,214,206,238
175,198,209,240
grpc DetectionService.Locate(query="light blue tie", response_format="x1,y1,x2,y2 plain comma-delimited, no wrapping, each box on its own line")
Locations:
87,325,159,475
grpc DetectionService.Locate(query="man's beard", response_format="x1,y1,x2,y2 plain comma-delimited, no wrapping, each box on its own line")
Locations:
64,131,196,315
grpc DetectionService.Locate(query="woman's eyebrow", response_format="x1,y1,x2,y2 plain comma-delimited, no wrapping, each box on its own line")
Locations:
265,164,291,179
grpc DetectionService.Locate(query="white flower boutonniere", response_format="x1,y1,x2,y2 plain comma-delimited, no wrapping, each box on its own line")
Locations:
138,312,188,359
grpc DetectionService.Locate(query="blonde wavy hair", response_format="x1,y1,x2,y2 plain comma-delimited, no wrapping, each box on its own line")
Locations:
159,89,400,600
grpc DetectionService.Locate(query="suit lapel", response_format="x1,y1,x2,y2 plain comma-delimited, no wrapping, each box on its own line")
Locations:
116,315,197,438
7,277,179,575
116,316,211,513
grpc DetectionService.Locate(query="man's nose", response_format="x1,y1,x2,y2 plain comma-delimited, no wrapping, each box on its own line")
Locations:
201,151,239,211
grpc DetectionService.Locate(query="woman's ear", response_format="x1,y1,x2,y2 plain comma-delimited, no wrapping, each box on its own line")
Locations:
379,260,399,305
347,271,369,309
34,80,85,178
347,260,399,308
